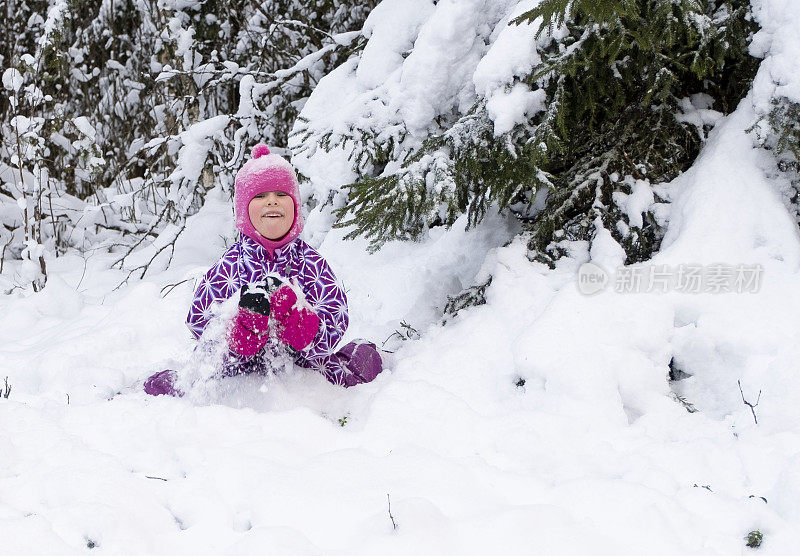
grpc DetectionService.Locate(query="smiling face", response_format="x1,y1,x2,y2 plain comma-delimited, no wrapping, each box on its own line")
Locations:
248,191,295,241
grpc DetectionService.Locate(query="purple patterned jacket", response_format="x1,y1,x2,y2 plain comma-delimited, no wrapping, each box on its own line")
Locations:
187,235,350,381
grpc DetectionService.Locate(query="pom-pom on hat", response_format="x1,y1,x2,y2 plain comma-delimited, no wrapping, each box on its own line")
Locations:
234,143,304,256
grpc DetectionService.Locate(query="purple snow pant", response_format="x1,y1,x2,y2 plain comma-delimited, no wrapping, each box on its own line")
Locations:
144,341,383,396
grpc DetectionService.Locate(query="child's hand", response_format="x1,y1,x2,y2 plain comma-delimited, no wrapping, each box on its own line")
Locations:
270,285,321,352
229,281,273,356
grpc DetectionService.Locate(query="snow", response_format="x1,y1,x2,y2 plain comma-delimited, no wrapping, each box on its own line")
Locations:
6,100,800,550
356,0,435,89
72,116,97,141
612,178,656,229
396,0,493,132
168,115,230,190
290,0,529,197
471,0,562,136
4,1,800,554
751,0,800,104
38,0,68,46
473,1,543,96
2,67,23,92
485,83,546,135
290,58,365,142
675,95,724,139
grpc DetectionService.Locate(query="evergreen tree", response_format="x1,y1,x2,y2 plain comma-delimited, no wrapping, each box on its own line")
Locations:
751,95,800,228
325,0,759,264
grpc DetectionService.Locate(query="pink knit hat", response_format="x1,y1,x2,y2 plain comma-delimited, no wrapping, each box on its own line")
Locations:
234,144,304,256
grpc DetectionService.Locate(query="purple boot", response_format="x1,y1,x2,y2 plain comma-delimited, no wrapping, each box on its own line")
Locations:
337,341,384,387
143,370,184,397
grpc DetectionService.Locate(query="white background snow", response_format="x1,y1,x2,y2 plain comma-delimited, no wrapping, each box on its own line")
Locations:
3,0,800,554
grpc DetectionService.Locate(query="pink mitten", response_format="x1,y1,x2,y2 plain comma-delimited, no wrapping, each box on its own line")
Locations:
230,280,273,356
270,285,297,321
270,285,320,351
278,307,320,351
229,308,270,356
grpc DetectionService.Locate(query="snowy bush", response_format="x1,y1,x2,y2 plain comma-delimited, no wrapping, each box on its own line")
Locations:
0,0,375,289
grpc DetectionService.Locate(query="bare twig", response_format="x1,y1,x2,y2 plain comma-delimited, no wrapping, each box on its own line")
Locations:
622,149,645,179
92,223,154,237
738,380,761,425
113,220,186,291
381,320,420,350
2,377,11,399
112,201,174,269
160,278,193,298
73,249,98,291
48,192,58,255
387,493,397,531
273,18,338,41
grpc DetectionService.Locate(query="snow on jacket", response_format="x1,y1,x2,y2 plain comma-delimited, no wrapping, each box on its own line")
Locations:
187,235,349,377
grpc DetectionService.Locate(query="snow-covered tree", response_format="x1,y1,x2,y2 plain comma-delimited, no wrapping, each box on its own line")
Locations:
293,0,758,264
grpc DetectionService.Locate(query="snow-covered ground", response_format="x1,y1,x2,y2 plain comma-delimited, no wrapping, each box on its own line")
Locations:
3,99,800,554
4,0,800,554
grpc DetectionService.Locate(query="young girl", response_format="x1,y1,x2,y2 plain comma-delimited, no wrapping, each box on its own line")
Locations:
144,144,383,396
